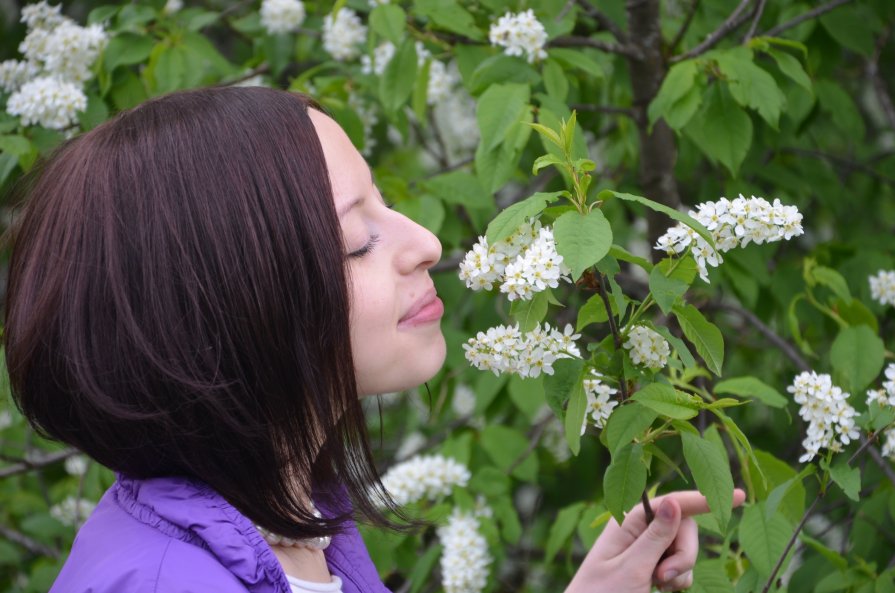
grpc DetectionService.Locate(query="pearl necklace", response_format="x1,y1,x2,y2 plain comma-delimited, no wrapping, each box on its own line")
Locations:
255,504,332,550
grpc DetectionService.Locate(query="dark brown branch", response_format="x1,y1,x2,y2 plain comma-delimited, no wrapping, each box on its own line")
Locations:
670,0,752,63
595,273,629,401
761,494,821,593
577,0,629,43
712,302,811,372
762,0,853,38
549,36,644,60
0,449,78,479
743,0,769,41
507,415,553,473
0,523,59,558
219,64,271,87
669,0,701,53
867,444,895,489
570,103,635,118
869,24,895,132
779,147,895,185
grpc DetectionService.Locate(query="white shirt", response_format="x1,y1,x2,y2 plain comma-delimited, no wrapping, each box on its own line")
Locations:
286,574,343,593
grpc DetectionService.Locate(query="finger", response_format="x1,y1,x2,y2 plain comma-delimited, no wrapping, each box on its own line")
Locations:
622,498,682,562
657,569,693,592
644,488,748,520
654,517,698,581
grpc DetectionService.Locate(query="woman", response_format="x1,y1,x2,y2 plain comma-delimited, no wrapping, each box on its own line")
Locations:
4,87,743,593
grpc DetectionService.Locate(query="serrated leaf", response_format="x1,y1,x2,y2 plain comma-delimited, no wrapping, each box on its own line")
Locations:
380,40,418,113
485,191,563,245
603,443,648,524
681,431,734,533
532,153,565,175
830,325,885,394
553,209,613,280
604,402,658,454
649,258,693,314
767,48,812,91
739,502,793,576
507,374,545,421
414,0,484,40
691,559,735,593
673,303,725,376
829,462,860,501
683,85,753,177
599,190,715,249
811,265,852,301
545,502,586,562
713,47,786,129
104,33,155,73
648,60,699,127
631,383,700,419
544,358,584,421
370,4,406,44
509,289,549,332
548,48,603,78
476,83,531,152
714,376,787,408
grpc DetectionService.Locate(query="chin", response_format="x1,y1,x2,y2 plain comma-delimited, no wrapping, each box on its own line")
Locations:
358,334,447,396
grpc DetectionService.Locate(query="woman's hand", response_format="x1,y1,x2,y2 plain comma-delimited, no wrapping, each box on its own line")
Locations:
565,489,747,593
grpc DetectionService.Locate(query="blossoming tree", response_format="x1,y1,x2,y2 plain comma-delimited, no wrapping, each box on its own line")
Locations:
1,1,894,592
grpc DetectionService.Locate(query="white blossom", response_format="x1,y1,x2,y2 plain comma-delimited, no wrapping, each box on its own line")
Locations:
7,76,87,129
0,410,13,431
489,9,547,63
452,383,477,417
50,496,96,527
460,220,571,301
869,270,895,307
163,0,184,14
322,8,367,61
395,431,426,461
380,454,470,506
882,429,895,460
348,93,379,156
787,371,859,463
437,508,492,593
582,371,618,433
433,87,479,163
20,1,65,30
20,20,108,84
360,41,396,76
0,59,39,93
654,194,804,282
463,323,580,379
260,0,306,35
64,455,89,477
623,325,670,370
866,363,895,407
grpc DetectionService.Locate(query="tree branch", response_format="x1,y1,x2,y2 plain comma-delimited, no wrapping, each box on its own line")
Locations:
868,24,895,132
0,523,59,558
779,147,895,185
762,0,853,38
743,0,769,41
669,0,701,53
549,36,644,60
671,0,752,63
577,0,629,43
711,302,811,372
0,449,78,479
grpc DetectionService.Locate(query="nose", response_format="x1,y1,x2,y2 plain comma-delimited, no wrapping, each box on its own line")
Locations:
395,213,442,274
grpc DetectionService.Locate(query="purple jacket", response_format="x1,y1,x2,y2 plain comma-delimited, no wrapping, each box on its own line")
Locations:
50,475,393,593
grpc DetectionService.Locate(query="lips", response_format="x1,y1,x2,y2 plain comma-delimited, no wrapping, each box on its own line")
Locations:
398,288,444,327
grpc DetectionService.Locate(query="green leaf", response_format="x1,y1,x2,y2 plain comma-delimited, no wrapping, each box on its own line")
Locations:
480,425,538,481
810,265,852,302
414,0,483,40
380,40,418,113
576,293,612,330
713,47,786,129
683,84,753,177
565,380,587,455
532,153,565,175
829,462,860,501
673,303,725,376
407,544,441,593
649,258,694,314
631,383,700,420
412,58,431,123
830,325,885,394
603,443,648,524
599,190,715,249
392,195,444,234
681,431,734,533
507,374,546,421
739,502,793,576
604,402,658,455
815,79,865,140
609,245,654,273
819,5,879,56
150,44,187,94
88,5,120,25
547,48,603,78
714,376,787,408
468,466,511,497
485,191,563,245
545,502,586,562
104,33,155,73
691,559,735,593
544,357,584,421
767,48,812,91
651,325,697,369
370,4,406,44
423,171,494,210
0,135,32,156
543,59,569,101
648,60,699,128
509,289,549,332
553,209,613,280
476,83,531,152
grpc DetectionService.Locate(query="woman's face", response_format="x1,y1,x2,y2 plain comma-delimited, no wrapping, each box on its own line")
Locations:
309,110,446,396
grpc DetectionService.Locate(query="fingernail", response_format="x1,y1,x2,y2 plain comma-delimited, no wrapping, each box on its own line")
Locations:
659,500,675,521
664,570,678,581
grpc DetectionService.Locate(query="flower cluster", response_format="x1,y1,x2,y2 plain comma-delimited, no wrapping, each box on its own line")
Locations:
437,508,492,593
433,87,479,163
163,0,184,14
655,194,804,282
2,1,107,130
459,220,571,301
463,323,581,378
260,0,306,35
582,372,618,433
322,8,367,61
50,496,96,527
379,454,470,506
869,270,895,307
488,9,548,63
361,42,459,106
787,371,860,463
64,455,89,477
866,363,895,408
623,325,671,370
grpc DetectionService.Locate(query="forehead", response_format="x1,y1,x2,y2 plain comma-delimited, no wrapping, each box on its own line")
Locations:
307,109,370,211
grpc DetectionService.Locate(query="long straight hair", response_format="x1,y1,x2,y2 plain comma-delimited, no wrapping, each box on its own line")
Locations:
4,87,397,538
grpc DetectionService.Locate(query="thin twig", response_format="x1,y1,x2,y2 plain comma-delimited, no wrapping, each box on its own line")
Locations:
0,448,78,479
867,444,895,488
218,64,271,87
762,0,853,38
669,0,701,53
671,0,752,63
779,147,895,185
869,24,895,132
595,273,629,401
507,415,554,473
761,494,822,593
577,0,629,42
743,0,769,41
570,103,635,118
712,302,811,372
0,523,59,558
549,36,644,60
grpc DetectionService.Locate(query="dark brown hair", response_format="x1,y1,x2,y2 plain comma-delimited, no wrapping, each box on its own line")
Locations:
4,86,393,538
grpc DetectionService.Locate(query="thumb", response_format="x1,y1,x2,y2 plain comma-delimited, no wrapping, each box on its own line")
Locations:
625,499,681,562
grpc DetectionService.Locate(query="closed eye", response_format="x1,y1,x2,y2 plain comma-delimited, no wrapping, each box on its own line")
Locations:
348,234,381,258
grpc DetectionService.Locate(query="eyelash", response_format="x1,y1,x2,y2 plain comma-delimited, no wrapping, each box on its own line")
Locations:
349,234,381,258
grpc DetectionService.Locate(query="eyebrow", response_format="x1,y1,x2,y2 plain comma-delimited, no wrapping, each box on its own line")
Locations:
336,163,376,219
